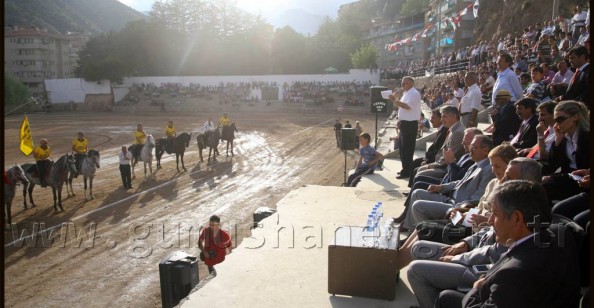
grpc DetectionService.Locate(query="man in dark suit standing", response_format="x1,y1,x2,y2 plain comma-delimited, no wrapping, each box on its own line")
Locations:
489,90,522,146
558,45,590,104
511,98,539,150
407,109,448,186
459,180,581,308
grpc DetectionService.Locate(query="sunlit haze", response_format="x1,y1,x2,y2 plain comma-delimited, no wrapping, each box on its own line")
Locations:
118,0,354,19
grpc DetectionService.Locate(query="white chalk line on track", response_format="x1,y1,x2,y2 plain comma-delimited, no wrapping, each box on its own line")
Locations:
4,118,335,248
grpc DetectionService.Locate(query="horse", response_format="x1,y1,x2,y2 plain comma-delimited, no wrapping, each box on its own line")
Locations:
21,153,77,212
196,128,221,164
66,150,100,200
220,123,238,157
4,165,29,225
129,134,155,178
155,132,192,171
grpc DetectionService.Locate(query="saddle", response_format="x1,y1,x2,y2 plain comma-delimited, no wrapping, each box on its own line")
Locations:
27,164,49,179
165,138,175,154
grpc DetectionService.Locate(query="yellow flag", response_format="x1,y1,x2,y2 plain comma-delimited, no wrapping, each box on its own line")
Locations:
19,115,34,156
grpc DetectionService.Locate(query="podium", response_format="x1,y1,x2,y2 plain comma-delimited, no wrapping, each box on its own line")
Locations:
328,225,399,300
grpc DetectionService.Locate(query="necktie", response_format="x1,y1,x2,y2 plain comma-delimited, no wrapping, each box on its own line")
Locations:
569,68,580,86
511,122,526,144
527,129,550,158
452,164,478,200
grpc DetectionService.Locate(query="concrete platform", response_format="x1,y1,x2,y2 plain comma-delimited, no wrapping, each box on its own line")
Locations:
180,185,418,307
180,108,495,307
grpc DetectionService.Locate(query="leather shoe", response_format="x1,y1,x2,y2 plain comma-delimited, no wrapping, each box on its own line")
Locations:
401,192,409,197
396,174,410,179
392,214,406,224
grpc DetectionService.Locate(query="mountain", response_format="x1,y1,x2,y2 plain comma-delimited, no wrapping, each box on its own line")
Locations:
269,9,327,35
4,0,146,35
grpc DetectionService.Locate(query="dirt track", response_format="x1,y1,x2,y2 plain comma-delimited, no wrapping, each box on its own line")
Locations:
3,110,378,307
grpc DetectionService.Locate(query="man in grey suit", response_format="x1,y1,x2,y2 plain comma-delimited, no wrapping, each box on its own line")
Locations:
402,135,495,231
413,105,466,181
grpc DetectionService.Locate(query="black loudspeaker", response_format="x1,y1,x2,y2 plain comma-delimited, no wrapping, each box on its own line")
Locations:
370,86,389,113
159,251,199,308
341,128,357,150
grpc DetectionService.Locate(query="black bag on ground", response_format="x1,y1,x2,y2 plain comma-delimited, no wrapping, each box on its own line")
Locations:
415,220,473,245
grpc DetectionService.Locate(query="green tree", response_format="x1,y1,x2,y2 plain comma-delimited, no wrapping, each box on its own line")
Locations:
351,44,377,69
5,72,32,107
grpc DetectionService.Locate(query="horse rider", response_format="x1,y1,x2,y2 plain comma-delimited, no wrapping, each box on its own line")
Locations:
203,116,216,139
33,139,51,187
219,112,231,127
219,112,233,141
165,120,176,153
72,131,88,177
131,123,147,159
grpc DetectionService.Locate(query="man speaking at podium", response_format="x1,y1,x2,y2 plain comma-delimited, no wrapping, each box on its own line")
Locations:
390,76,422,179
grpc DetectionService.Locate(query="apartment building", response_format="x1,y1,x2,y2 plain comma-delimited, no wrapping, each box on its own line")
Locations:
4,26,89,94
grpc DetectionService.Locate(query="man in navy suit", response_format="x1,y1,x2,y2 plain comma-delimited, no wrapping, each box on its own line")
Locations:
490,90,522,146
558,45,590,104
511,98,539,150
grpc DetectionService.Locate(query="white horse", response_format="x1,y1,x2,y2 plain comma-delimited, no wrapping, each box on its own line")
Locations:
66,150,100,200
5,164,29,225
132,134,155,178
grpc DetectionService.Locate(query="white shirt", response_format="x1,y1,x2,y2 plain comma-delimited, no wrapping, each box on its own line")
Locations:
454,88,464,99
565,129,579,169
491,68,524,104
119,150,132,165
202,121,215,132
507,232,535,251
552,69,574,85
397,87,422,121
572,11,588,27
485,75,496,87
532,126,555,160
459,84,482,113
444,97,459,106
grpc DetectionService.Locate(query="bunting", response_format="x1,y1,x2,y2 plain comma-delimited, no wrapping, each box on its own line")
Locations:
384,2,477,52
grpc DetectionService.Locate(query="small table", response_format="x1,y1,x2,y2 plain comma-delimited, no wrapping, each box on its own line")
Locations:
328,225,400,300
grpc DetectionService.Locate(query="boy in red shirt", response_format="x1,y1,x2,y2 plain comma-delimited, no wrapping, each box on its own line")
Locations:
198,215,232,275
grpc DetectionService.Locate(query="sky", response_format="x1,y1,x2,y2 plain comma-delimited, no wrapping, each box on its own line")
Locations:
117,0,355,19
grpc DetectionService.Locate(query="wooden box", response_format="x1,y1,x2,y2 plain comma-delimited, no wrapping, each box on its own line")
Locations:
328,225,399,301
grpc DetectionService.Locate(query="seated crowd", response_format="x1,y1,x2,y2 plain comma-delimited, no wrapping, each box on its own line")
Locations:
390,98,590,307
368,6,590,306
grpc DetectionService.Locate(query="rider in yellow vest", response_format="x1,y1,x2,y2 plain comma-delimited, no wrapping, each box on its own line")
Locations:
72,132,88,177
219,112,234,142
132,123,147,158
219,112,231,127
165,120,176,153
33,139,51,187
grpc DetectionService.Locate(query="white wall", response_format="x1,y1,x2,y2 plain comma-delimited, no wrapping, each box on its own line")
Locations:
121,69,380,87
44,70,381,104
44,78,111,104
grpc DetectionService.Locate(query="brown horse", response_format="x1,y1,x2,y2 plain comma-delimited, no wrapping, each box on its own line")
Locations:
155,132,192,171
220,123,238,157
196,128,220,164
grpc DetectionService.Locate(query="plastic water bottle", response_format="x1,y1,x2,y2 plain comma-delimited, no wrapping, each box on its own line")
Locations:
363,215,374,247
377,202,384,219
373,220,380,246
